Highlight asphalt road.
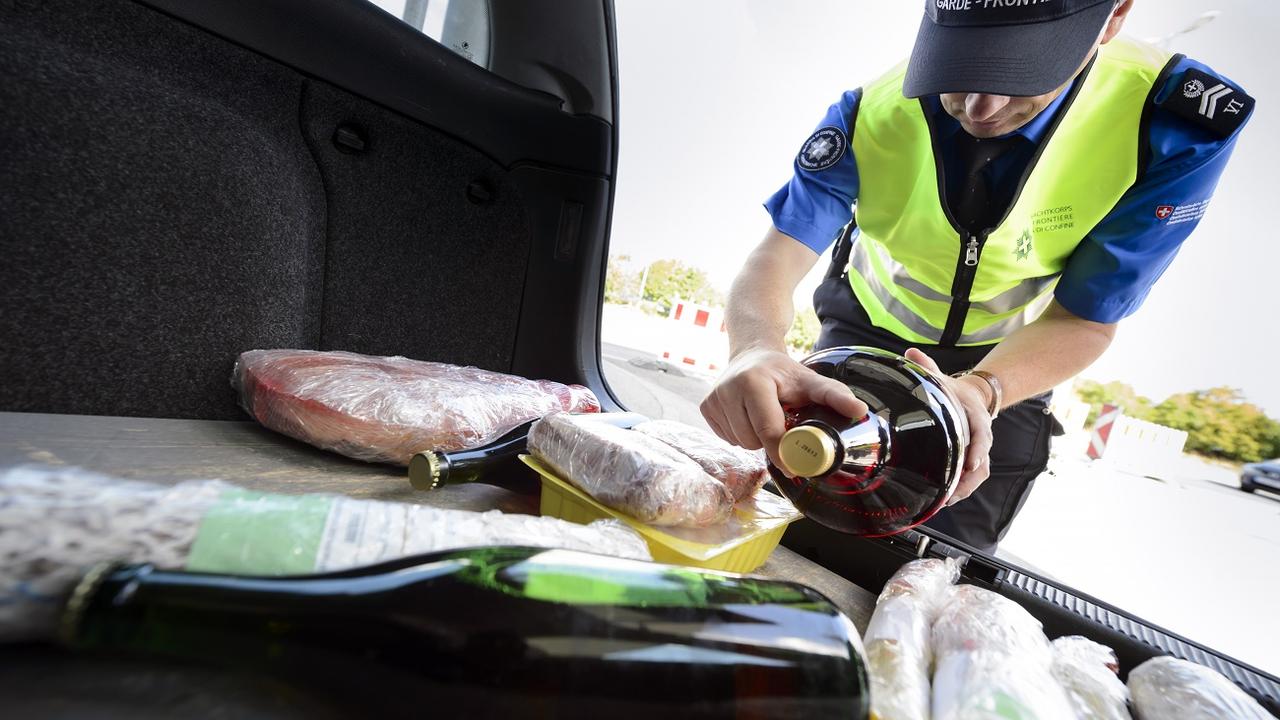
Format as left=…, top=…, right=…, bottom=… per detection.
left=601, top=342, right=714, bottom=430
left=600, top=340, right=1280, bottom=676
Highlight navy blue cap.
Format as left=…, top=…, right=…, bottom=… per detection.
left=904, top=0, right=1117, bottom=98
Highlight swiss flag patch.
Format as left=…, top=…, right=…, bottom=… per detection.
left=1156, top=205, right=1174, bottom=220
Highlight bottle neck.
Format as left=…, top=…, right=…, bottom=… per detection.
left=409, top=412, right=651, bottom=490
left=778, top=411, right=891, bottom=478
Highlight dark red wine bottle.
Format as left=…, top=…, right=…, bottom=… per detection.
left=771, top=346, right=969, bottom=537
left=409, top=412, right=649, bottom=491
left=61, top=546, right=870, bottom=719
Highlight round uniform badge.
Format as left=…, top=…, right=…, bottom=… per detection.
left=797, top=126, right=847, bottom=172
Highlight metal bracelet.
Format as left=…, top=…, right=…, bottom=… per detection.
left=952, top=369, right=1003, bottom=420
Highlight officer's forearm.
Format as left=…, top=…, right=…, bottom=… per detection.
left=971, top=300, right=1116, bottom=408
left=725, top=228, right=819, bottom=358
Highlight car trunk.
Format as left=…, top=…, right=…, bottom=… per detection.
left=1, top=0, right=1277, bottom=714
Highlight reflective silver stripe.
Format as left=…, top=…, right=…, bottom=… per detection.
left=958, top=291, right=1055, bottom=344
left=855, top=237, right=957, bottom=301
left=848, top=241, right=945, bottom=342
left=971, top=274, right=1060, bottom=315
left=956, top=313, right=1024, bottom=344
left=851, top=239, right=1059, bottom=345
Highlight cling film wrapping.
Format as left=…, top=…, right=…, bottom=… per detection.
left=232, top=349, right=600, bottom=466
left=1050, top=636, right=1132, bottom=720
left=930, top=584, right=1076, bottom=720
left=1128, top=656, right=1275, bottom=720
left=528, top=412, right=736, bottom=527
left=863, top=557, right=961, bottom=720
left=632, top=419, right=769, bottom=502
left=0, top=465, right=649, bottom=643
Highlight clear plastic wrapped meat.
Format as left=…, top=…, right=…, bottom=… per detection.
left=0, top=464, right=650, bottom=643
left=632, top=419, right=769, bottom=501
left=931, top=584, right=1075, bottom=720
left=528, top=412, right=735, bottom=527
left=232, top=349, right=600, bottom=465
left=862, top=557, right=960, bottom=720
left=1051, top=636, right=1131, bottom=720
left=1129, top=656, right=1275, bottom=720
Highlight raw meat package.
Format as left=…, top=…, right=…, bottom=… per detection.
left=862, top=557, right=960, bottom=720
left=0, top=464, right=650, bottom=643
left=931, top=584, right=1076, bottom=720
left=233, top=349, right=600, bottom=465
left=1129, top=656, right=1275, bottom=720
left=528, top=412, right=735, bottom=527
left=632, top=419, right=768, bottom=501
left=1050, top=636, right=1131, bottom=720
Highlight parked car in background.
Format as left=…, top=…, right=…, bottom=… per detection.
left=1240, top=459, right=1280, bottom=494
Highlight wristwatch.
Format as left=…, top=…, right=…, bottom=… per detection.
left=951, top=369, right=1003, bottom=420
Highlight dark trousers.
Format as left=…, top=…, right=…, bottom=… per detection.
left=813, top=273, right=1055, bottom=555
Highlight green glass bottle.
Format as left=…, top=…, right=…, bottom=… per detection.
left=62, top=547, right=869, bottom=719
left=408, top=412, right=649, bottom=491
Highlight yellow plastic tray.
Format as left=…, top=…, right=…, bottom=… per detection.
left=520, top=454, right=801, bottom=573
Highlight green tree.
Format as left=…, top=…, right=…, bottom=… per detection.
left=640, top=259, right=725, bottom=315
left=1074, top=379, right=1153, bottom=426
left=1147, top=387, right=1280, bottom=463
left=785, top=307, right=820, bottom=354
left=604, top=255, right=640, bottom=305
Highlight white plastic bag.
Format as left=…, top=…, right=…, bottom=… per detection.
left=863, top=557, right=961, bottom=720
left=1129, top=656, right=1274, bottom=720
left=1051, top=636, right=1131, bottom=720
left=931, top=585, right=1075, bottom=720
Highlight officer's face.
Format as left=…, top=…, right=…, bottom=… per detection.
left=938, top=86, right=1069, bottom=139
left=939, top=0, right=1133, bottom=140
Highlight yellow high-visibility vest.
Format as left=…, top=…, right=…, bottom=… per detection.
left=849, top=38, right=1173, bottom=346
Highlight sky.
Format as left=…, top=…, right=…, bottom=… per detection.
left=610, top=0, right=1280, bottom=416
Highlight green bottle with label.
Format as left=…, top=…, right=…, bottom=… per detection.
left=61, top=547, right=870, bottom=719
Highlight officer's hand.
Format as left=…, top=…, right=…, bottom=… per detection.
left=904, top=348, right=993, bottom=505
left=701, top=348, right=868, bottom=471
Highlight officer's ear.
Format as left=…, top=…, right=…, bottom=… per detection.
left=1100, top=0, right=1134, bottom=45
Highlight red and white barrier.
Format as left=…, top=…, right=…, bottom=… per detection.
left=1083, top=403, right=1188, bottom=478
left=660, top=299, right=729, bottom=374
left=1087, top=403, right=1120, bottom=460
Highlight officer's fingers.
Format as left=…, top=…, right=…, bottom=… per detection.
left=965, top=409, right=995, bottom=473
left=742, top=384, right=788, bottom=468
left=699, top=394, right=733, bottom=444
left=703, top=411, right=732, bottom=449
left=948, top=455, right=990, bottom=506
left=714, top=386, right=765, bottom=451
left=790, top=372, right=868, bottom=419
left=904, top=347, right=943, bottom=375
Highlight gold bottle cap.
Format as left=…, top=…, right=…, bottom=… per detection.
left=408, top=451, right=442, bottom=491
left=778, top=425, right=839, bottom=478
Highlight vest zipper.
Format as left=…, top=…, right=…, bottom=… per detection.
left=940, top=230, right=988, bottom=346
left=916, top=56, right=1096, bottom=347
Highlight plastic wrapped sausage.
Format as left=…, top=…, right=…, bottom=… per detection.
left=528, top=412, right=735, bottom=527
left=632, top=419, right=769, bottom=502
left=1051, top=636, right=1131, bottom=720
left=931, top=584, right=1075, bottom=720
left=1129, top=656, right=1274, bottom=720
left=862, top=557, right=960, bottom=720
left=0, top=464, right=650, bottom=643
left=233, top=349, right=600, bottom=466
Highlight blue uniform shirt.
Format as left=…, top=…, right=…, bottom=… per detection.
left=764, top=56, right=1252, bottom=324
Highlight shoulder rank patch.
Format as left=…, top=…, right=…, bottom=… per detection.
left=797, top=127, right=847, bottom=172
left=1159, top=68, right=1254, bottom=139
